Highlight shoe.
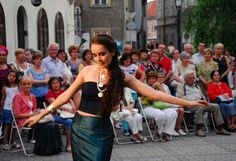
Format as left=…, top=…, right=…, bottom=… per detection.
left=195, top=130, right=206, bottom=137
left=177, top=129, right=187, bottom=136
left=2, top=144, right=11, bottom=151
left=114, top=124, right=121, bottom=129
left=157, top=133, right=166, bottom=142
left=131, top=136, right=141, bottom=143
left=163, top=133, right=172, bottom=141
left=172, top=130, right=180, bottom=137
left=29, top=140, right=36, bottom=144
left=216, top=129, right=231, bottom=135
left=123, top=130, right=130, bottom=136
left=138, top=135, right=147, bottom=143
left=11, top=142, right=21, bottom=149
left=227, top=128, right=236, bottom=132
left=66, top=145, right=72, bottom=152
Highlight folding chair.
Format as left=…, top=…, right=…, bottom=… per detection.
left=138, top=97, right=159, bottom=142
left=182, top=108, right=215, bottom=134
left=110, top=117, right=134, bottom=145
left=9, top=108, right=34, bottom=156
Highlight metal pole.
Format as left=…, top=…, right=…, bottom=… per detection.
left=163, top=0, right=166, bottom=44
left=177, top=8, right=181, bottom=51
left=130, top=16, right=132, bottom=45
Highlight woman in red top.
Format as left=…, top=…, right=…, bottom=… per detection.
left=46, top=77, right=76, bottom=152
left=207, top=70, right=236, bottom=131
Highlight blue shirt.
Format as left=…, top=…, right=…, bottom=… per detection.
left=27, top=68, right=48, bottom=97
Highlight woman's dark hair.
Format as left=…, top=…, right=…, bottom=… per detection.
left=48, top=77, right=62, bottom=90
left=91, top=34, right=125, bottom=117
left=5, top=70, right=19, bottom=87
left=119, top=53, right=132, bottom=66
left=82, top=49, right=92, bottom=61
left=210, top=70, right=221, bottom=80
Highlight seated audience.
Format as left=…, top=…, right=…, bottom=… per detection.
left=119, top=88, right=147, bottom=143
left=207, top=70, right=236, bottom=132
left=46, top=77, right=76, bottom=152
left=177, top=71, right=230, bottom=136
left=142, top=71, right=178, bottom=141
left=154, top=70, right=186, bottom=136
left=13, top=76, right=62, bottom=155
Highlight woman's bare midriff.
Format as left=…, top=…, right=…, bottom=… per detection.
left=77, top=110, right=100, bottom=117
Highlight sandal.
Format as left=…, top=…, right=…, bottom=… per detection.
left=138, top=135, right=147, bottom=143
left=131, top=136, right=141, bottom=143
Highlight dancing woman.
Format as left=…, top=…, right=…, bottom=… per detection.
left=24, top=34, right=207, bottom=161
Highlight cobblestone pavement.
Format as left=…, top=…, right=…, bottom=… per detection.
left=1, top=131, right=236, bottom=161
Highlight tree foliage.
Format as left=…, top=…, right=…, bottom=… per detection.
left=182, top=0, right=236, bottom=53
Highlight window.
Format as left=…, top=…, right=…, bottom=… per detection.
left=37, top=9, right=49, bottom=57
left=17, top=6, right=28, bottom=48
left=55, top=12, right=65, bottom=50
left=91, top=27, right=111, bottom=38
left=0, top=3, right=6, bottom=46
left=90, top=0, right=111, bottom=7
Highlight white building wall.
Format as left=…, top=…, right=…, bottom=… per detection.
left=0, top=0, right=75, bottom=62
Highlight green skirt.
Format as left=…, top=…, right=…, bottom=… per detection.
left=71, top=113, right=114, bottom=161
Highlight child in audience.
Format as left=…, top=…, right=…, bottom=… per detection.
left=0, top=70, right=20, bottom=150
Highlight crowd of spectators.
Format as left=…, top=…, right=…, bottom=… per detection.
left=0, top=41, right=236, bottom=154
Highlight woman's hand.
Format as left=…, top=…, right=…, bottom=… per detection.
left=23, top=113, right=43, bottom=127
left=189, top=100, right=209, bottom=107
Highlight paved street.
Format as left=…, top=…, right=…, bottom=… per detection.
left=1, top=130, right=236, bottom=161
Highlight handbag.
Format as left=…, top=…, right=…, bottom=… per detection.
left=58, top=103, right=75, bottom=119
left=151, top=101, right=171, bottom=110
left=216, top=95, right=235, bottom=104
left=38, top=109, right=54, bottom=123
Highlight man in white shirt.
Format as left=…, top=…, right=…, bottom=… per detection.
left=42, top=43, right=67, bottom=86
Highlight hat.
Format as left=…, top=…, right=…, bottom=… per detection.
left=0, top=46, right=8, bottom=55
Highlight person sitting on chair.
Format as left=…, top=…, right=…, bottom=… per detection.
left=12, top=76, right=62, bottom=155
left=154, top=70, right=186, bottom=136
left=142, top=71, right=178, bottom=141
left=176, top=71, right=230, bottom=137
left=207, top=70, right=236, bottom=132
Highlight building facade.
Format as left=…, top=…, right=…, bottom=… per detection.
left=156, top=0, right=178, bottom=47
left=0, top=0, right=75, bottom=62
left=74, top=0, right=147, bottom=51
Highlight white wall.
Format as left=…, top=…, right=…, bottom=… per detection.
left=0, top=0, right=75, bottom=62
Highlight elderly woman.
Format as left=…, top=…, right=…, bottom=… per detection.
left=213, top=43, right=230, bottom=84
left=0, top=46, right=11, bottom=101
left=27, top=51, right=49, bottom=109
left=10, top=48, right=31, bottom=78
left=170, top=52, right=196, bottom=88
left=13, top=76, right=62, bottom=155
left=197, top=48, right=218, bottom=95
left=142, top=71, right=178, bottom=141
left=207, top=70, right=236, bottom=132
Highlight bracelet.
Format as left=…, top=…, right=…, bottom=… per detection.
left=46, top=104, right=54, bottom=113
